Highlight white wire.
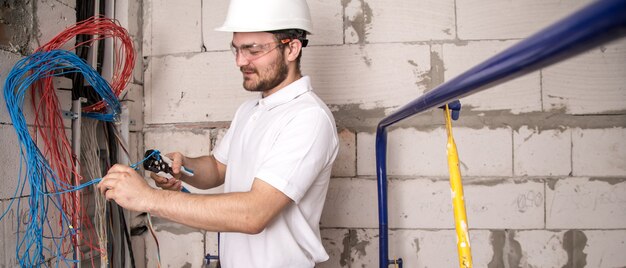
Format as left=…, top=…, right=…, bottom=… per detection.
left=80, top=118, right=108, bottom=267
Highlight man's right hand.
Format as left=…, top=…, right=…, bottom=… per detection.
left=150, top=151, right=185, bottom=191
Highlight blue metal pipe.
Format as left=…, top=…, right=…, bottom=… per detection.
left=376, top=0, right=626, bottom=267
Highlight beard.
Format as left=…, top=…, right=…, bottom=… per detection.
left=240, top=52, right=289, bottom=93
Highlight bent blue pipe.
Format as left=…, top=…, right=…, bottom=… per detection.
left=375, top=0, right=626, bottom=267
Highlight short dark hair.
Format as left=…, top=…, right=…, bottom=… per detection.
left=269, top=29, right=308, bottom=71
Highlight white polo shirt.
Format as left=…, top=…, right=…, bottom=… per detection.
left=213, top=76, right=338, bottom=268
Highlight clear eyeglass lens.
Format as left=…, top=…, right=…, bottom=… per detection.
left=231, top=43, right=277, bottom=60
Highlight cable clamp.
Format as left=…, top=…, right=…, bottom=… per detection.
left=62, top=110, right=79, bottom=120
left=438, top=100, right=461, bottom=120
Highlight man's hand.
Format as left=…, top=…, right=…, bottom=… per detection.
left=99, top=164, right=156, bottom=212
left=150, top=151, right=185, bottom=191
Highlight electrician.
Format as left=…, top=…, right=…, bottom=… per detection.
left=98, top=0, right=339, bottom=267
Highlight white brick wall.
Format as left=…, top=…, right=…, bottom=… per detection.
left=585, top=230, right=626, bottom=267
left=201, top=0, right=232, bottom=52
left=356, top=128, right=448, bottom=177
left=465, top=179, right=544, bottom=229
left=345, top=0, right=455, bottom=44
left=443, top=40, right=542, bottom=114
left=457, top=0, right=592, bottom=40
left=514, top=230, right=569, bottom=267
left=356, top=131, right=376, bottom=176
left=33, top=0, right=76, bottom=49
left=357, top=127, right=512, bottom=177
left=332, top=129, right=356, bottom=177
left=547, top=177, right=626, bottom=229
left=387, top=178, right=453, bottom=229
left=1, top=50, right=26, bottom=124
left=143, top=0, right=203, bottom=56
left=340, top=229, right=494, bottom=268
left=572, top=128, right=626, bottom=177
left=514, top=127, right=572, bottom=176
left=316, top=229, right=626, bottom=268
left=308, top=0, right=344, bottom=45
left=0, top=126, right=25, bottom=199
left=322, top=178, right=378, bottom=228
left=543, top=40, right=626, bottom=114
left=455, top=127, right=513, bottom=177
left=144, top=128, right=212, bottom=158
left=302, top=43, right=430, bottom=110
left=323, top=177, right=544, bottom=229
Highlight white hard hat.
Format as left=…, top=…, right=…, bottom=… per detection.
left=215, top=0, right=313, bottom=34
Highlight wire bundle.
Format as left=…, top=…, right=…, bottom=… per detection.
left=36, top=15, right=135, bottom=114
left=80, top=118, right=108, bottom=266
left=25, top=15, right=135, bottom=266
left=2, top=49, right=117, bottom=267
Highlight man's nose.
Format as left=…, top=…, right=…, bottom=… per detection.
left=235, top=51, right=250, bottom=67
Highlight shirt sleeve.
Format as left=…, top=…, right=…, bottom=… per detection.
left=255, top=107, right=338, bottom=203
left=212, top=125, right=232, bottom=165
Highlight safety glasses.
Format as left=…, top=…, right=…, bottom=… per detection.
left=230, top=38, right=292, bottom=61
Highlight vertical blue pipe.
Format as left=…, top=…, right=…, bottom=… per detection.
left=375, top=126, right=389, bottom=267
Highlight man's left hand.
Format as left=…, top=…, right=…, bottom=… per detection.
left=98, top=164, right=156, bottom=212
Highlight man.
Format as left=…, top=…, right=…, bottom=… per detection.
left=98, top=0, right=339, bottom=267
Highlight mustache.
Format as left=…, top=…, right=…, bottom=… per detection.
left=240, top=67, right=256, bottom=73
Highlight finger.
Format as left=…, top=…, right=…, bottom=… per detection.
left=158, top=179, right=175, bottom=188
left=167, top=152, right=183, bottom=174
left=174, top=180, right=182, bottom=190
left=98, top=177, right=111, bottom=195
left=103, top=188, right=115, bottom=201
left=150, top=172, right=168, bottom=184
left=108, top=163, right=134, bottom=173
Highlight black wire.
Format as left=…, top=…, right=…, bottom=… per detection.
left=106, top=201, right=115, bottom=266
left=118, top=205, right=137, bottom=268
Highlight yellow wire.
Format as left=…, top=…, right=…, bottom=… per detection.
left=444, top=105, right=473, bottom=268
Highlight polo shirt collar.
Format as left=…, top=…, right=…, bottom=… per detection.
left=257, top=76, right=311, bottom=110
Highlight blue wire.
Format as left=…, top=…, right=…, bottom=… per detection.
left=1, top=50, right=122, bottom=267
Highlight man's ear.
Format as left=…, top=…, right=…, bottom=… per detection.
left=285, top=39, right=302, bottom=62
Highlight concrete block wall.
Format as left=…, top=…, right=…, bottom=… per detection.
left=141, top=0, right=626, bottom=267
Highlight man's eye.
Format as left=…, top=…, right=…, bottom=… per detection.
left=248, top=49, right=264, bottom=55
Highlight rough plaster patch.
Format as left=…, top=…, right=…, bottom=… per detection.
left=488, top=230, right=506, bottom=268
left=0, top=0, right=32, bottom=54
left=562, top=230, right=588, bottom=268
left=488, top=230, right=523, bottom=268
left=546, top=179, right=558, bottom=191
left=413, top=238, right=420, bottom=256
left=340, top=229, right=369, bottom=266
left=427, top=47, right=445, bottom=92
left=330, top=98, right=626, bottom=132
left=588, top=177, right=626, bottom=186
left=343, top=0, right=373, bottom=45
left=506, top=230, right=522, bottom=268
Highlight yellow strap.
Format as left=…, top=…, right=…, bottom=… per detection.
left=444, top=105, right=473, bottom=268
